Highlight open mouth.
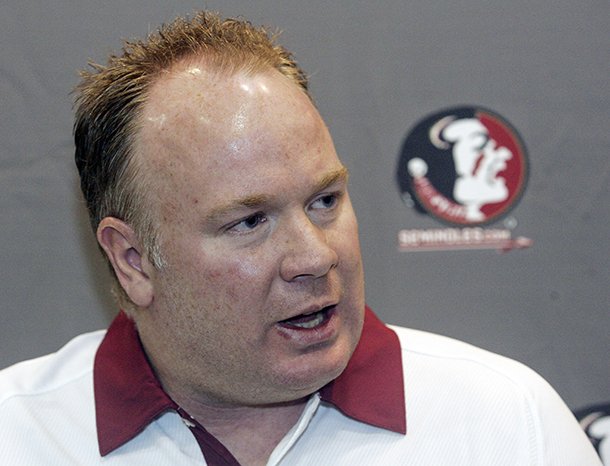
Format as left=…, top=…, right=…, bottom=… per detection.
left=486, top=161, right=507, bottom=182
left=278, top=305, right=335, bottom=330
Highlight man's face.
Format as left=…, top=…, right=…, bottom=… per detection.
left=444, top=118, right=512, bottom=208
left=133, top=64, right=365, bottom=407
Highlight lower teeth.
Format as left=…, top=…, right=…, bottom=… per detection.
left=289, top=311, right=325, bottom=329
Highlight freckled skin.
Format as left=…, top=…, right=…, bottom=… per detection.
left=132, top=63, right=365, bottom=409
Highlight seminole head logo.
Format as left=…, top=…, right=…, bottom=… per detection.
left=576, top=403, right=610, bottom=464
left=397, top=107, right=528, bottom=226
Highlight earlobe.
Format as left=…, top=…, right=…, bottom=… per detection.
left=97, top=217, right=154, bottom=308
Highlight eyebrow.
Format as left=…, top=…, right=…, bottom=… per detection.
left=205, top=166, right=349, bottom=223
left=314, top=166, right=349, bottom=194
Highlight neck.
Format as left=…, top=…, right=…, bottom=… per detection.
left=174, top=392, right=309, bottom=466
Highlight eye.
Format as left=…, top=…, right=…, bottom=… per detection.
left=227, top=212, right=268, bottom=233
left=310, top=192, right=341, bottom=211
left=473, top=133, right=490, bottom=151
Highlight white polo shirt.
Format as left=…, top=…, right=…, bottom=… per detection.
left=0, top=308, right=601, bottom=465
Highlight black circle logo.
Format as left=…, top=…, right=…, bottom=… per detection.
left=397, top=106, right=528, bottom=226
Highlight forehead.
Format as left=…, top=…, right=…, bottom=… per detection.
left=141, top=61, right=320, bottom=155
left=134, top=61, right=340, bottom=208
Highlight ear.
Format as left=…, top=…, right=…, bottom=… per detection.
left=96, top=217, right=154, bottom=308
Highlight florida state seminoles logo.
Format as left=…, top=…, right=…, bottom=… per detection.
left=576, top=403, right=610, bottom=463
left=397, top=107, right=528, bottom=226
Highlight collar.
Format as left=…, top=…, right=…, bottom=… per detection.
left=320, top=307, right=406, bottom=434
left=94, top=306, right=406, bottom=456
left=93, top=312, right=178, bottom=455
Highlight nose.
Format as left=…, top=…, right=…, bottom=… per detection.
left=279, top=214, right=338, bottom=282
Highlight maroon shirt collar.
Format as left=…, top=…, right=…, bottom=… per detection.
left=319, top=307, right=406, bottom=434
left=94, top=306, right=406, bottom=456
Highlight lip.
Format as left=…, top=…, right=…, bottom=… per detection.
left=486, top=160, right=507, bottom=180
left=278, top=302, right=338, bottom=324
left=274, top=303, right=339, bottom=346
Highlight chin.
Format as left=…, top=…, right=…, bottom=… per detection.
left=277, top=342, right=354, bottom=398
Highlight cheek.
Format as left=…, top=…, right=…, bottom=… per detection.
left=185, top=248, right=277, bottom=304
left=334, top=213, right=364, bottom=281
left=337, top=205, right=362, bottom=256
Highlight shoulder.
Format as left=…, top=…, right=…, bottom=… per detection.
left=389, top=324, right=539, bottom=380
left=0, top=330, right=106, bottom=406
left=0, top=330, right=108, bottom=464
left=389, top=324, right=562, bottom=412
left=388, top=324, right=601, bottom=464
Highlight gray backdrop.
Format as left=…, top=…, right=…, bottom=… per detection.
left=1, top=0, right=608, bottom=414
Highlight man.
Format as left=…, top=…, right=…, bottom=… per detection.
left=0, top=11, right=601, bottom=465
